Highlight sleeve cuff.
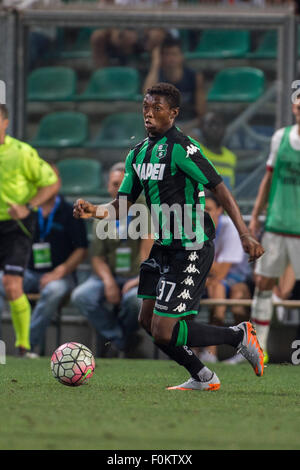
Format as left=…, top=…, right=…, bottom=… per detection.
left=204, top=175, right=223, bottom=189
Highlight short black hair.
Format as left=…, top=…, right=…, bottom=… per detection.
left=161, top=37, right=182, bottom=52
left=0, top=104, right=8, bottom=120
left=145, top=82, right=181, bottom=109
left=205, top=190, right=221, bottom=207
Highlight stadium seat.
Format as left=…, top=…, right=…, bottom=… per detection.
left=57, top=27, right=95, bottom=59
left=247, top=30, right=277, bottom=59
left=185, top=30, right=250, bottom=59
left=30, top=112, right=89, bottom=148
left=248, top=27, right=300, bottom=59
left=27, top=66, right=77, bottom=101
left=207, top=67, right=265, bottom=102
left=76, top=67, right=141, bottom=101
left=57, top=158, right=105, bottom=196
left=87, top=112, right=146, bottom=149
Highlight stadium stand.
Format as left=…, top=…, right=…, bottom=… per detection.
left=75, top=67, right=141, bottom=101
left=55, top=27, right=95, bottom=60
left=86, top=112, right=146, bottom=149
left=247, top=30, right=278, bottom=59
left=27, top=66, right=77, bottom=102
left=30, top=111, right=89, bottom=148
left=57, top=158, right=107, bottom=197
left=207, top=67, right=265, bottom=102
left=184, top=29, right=250, bottom=60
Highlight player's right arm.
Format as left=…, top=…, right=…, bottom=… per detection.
left=74, top=150, right=142, bottom=220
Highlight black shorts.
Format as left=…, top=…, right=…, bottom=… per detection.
left=138, top=241, right=215, bottom=318
left=0, top=213, right=36, bottom=276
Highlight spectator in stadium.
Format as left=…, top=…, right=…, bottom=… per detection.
left=0, top=164, right=88, bottom=356
left=0, top=104, right=58, bottom=356
left=249, top=100, right=300, bottom=364
left=90, top=28, right=168, bottom=69
left=199, top=191, right=252, bottom=363
left=184, top=112, right=237, bottom=190
left=71, top=162, right=153, bottom=357
left=143, top=37, right=206, bottom=123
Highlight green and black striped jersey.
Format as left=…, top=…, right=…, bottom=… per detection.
left=118, top=126, right=222, bottom=249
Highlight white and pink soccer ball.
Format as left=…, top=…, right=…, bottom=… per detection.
left=51, top=342, right=95, bottom=387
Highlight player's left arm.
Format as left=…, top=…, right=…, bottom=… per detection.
left=211, top=182, right=264, bottom=262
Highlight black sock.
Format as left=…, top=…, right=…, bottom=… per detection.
left=145, top=330, right=205, bottom=380
left=171, top=320, right=243, bottom=348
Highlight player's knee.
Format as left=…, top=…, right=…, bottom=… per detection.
left=151, top=324, right=172, bottom=345
left=2, top=275, right=22, bottom=300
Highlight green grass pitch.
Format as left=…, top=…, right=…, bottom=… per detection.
left=0, top=357, right=299, bottom=450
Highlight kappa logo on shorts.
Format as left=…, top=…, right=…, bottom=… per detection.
left=173, top=302, right=187, bottom=313
left=177, top=289, right=192, bottom=300
left=181, top=276, right=194, bottom=286
left=186, top=144, right=198, bottom=158
left=184, top=263, right=200, bottom=274
left=188, top=252, right=199, bottom=261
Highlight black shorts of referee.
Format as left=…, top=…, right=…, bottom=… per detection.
left=0, top=212, right=36, bottom=277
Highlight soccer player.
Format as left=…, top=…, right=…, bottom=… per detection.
left=249, top=100, right=300, bottom=364
left=74, top=83, right=264, bottom=390
left=0, top=104, right=58, bottom=355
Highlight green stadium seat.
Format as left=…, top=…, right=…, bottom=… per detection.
left=185, top=30, right=250, bottom=59
left=86, top=112, right=146, bottom=149
left=247, top=31, right=277, bottom=59
left=57, top=27, right=95, bottom=59
left=57, top=158, right=105, bottom=197
left=30, top=112, right=88, bottom=148
left=207, top=67, right=265, bottom=102
left=76, top=67, right=141, bottom=101
left=248, top=27, right=300, bottom=59
left=27, top=67, right=77, bottom=101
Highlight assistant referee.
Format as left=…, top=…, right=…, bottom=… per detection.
left=0, top=104, right=58, bottom=355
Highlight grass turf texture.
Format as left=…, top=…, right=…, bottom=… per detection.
left=0, top=358, right=300, bottom=450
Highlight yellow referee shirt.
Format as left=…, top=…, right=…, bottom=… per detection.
left=0, top=135, right=57, bottom=221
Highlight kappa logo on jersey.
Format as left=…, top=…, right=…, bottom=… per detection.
left=186, top=144, right=199, bottom=158
left=133, top=163, right=166, bottom=181
left=156, top=144, right=168, bottom=159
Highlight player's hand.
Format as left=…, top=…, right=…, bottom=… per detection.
left=240, top=233, right=264, bottom=263
left=8, top=204, right=30, bottom=220
left=249, top=215, right=261, bottom=238
left=73, top=199, right=96, bottom=219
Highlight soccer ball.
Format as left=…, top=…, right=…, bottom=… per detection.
left=51, top=342, right=95, bottom=387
